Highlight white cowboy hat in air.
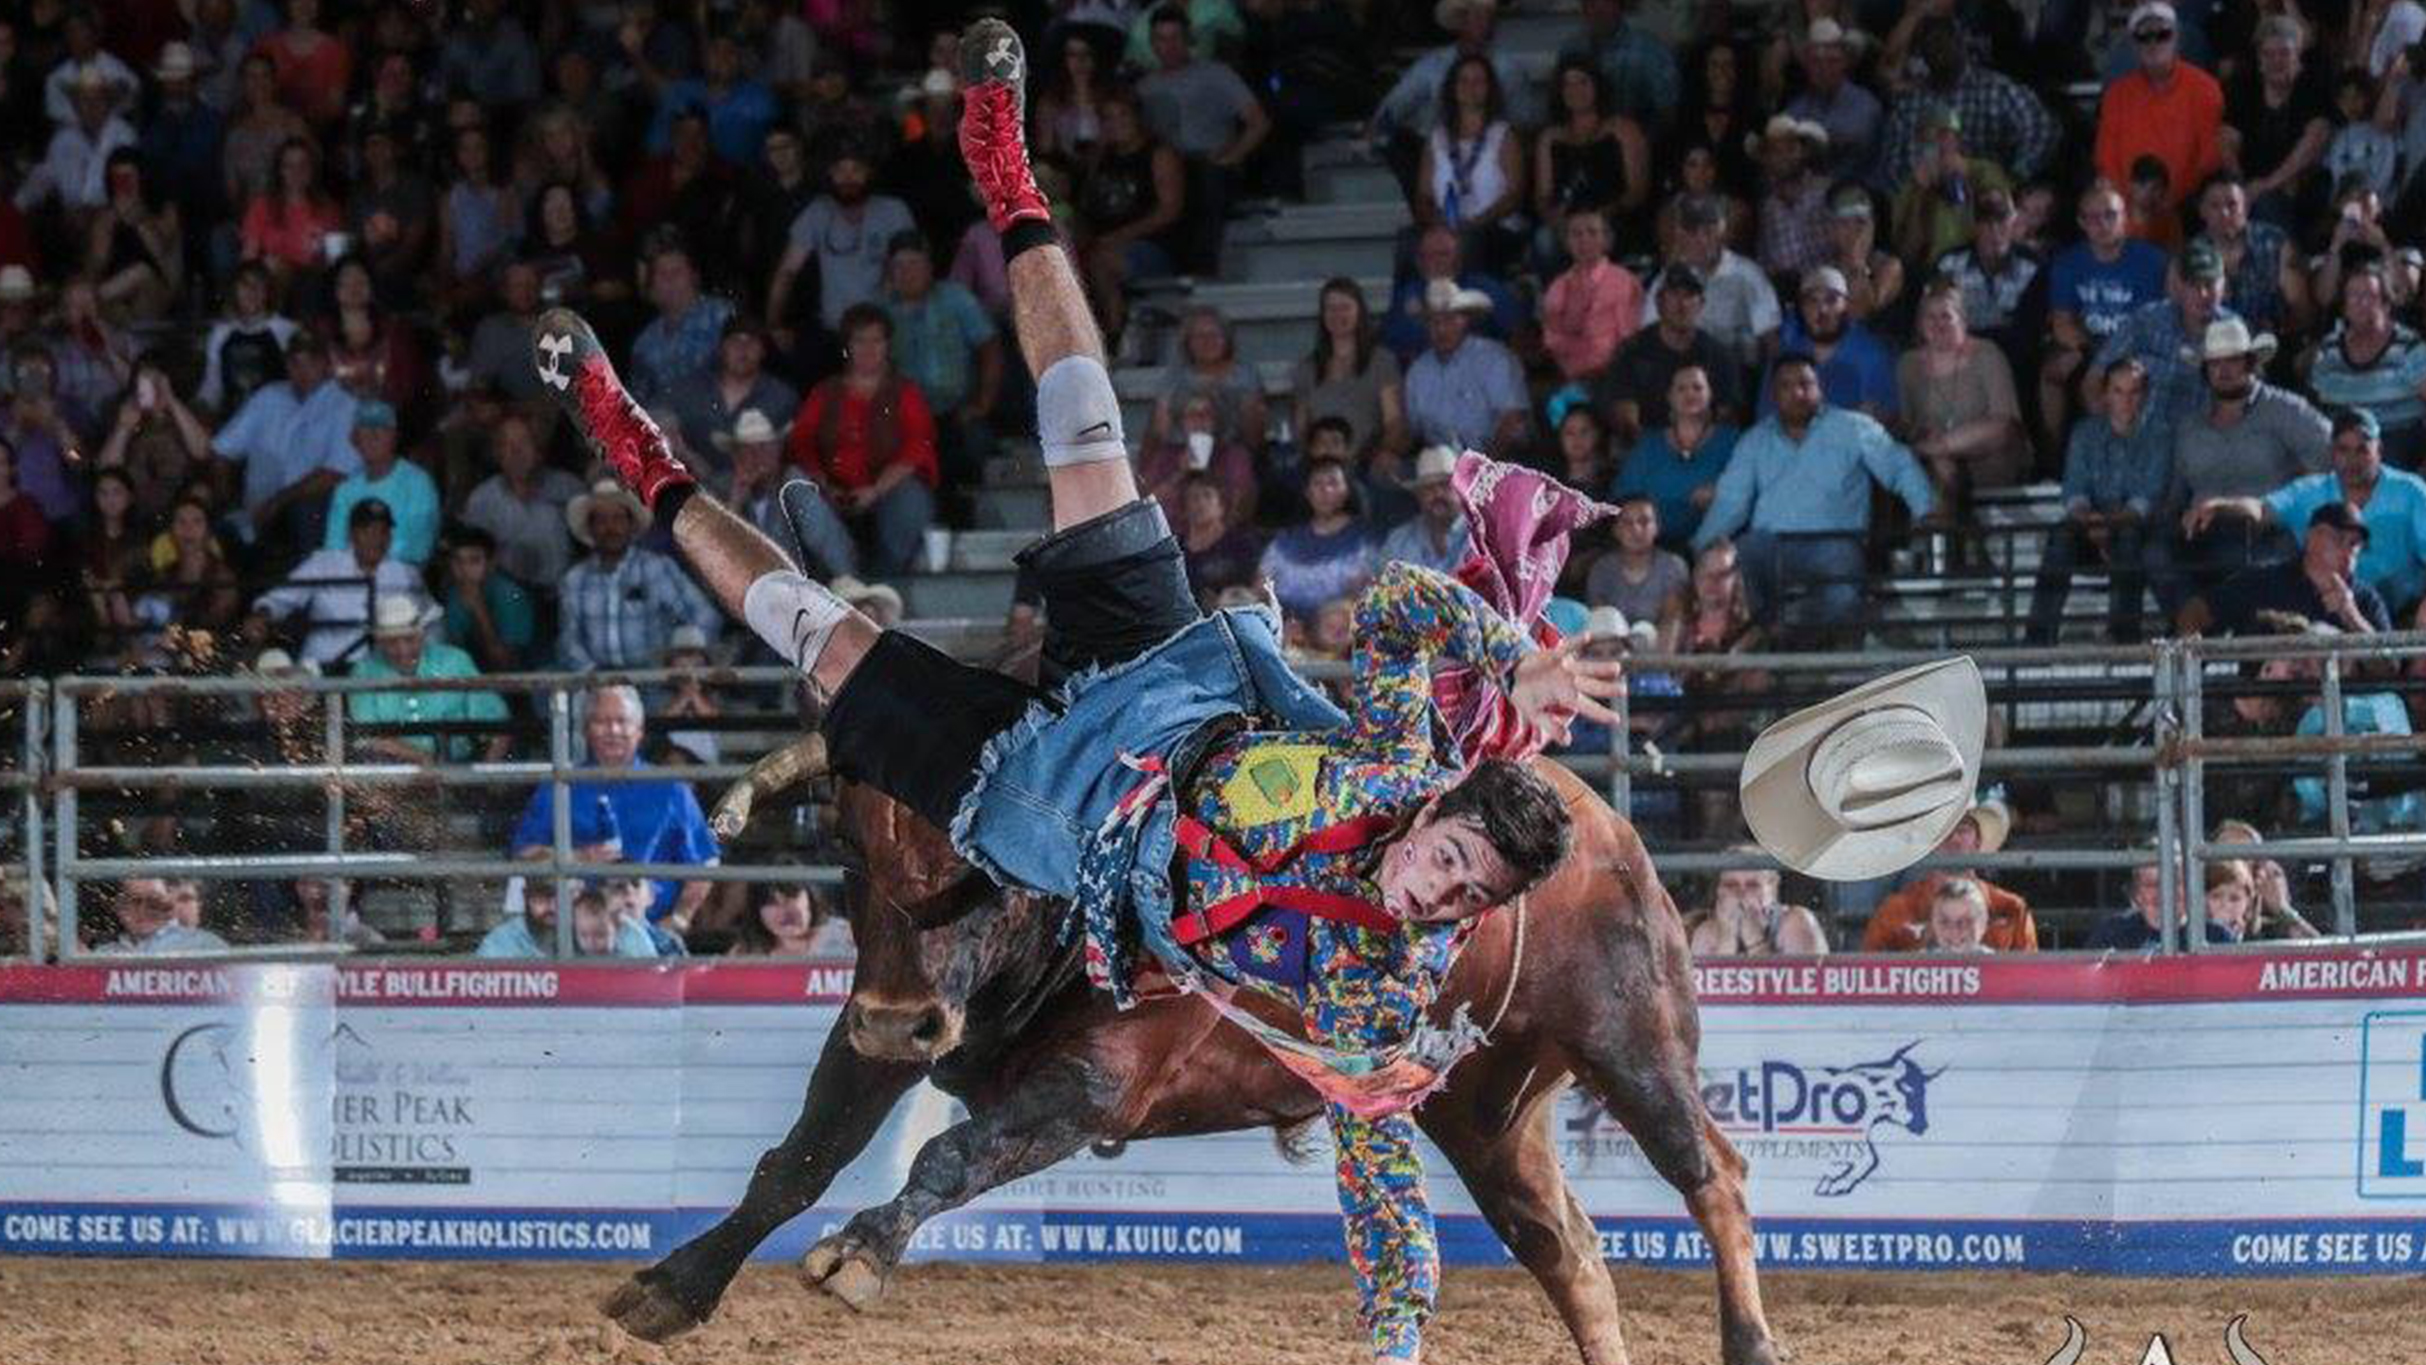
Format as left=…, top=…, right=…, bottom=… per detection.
left=567, top=479, right=653, bottom=546
left=2182, top=317, right=2278, bottom=366
left=1740, top=656, right=1988, bottom=881
left=368, top=593, right=439, bottom=638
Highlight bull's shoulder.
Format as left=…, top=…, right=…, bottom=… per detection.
left=1524, top=756, right=1685, bottom=939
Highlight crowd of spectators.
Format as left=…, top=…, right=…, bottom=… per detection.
left=0, top=0, right=2419, bottom=958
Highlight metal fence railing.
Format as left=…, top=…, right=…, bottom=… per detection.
left=7, top=630, right=2422, bottom=960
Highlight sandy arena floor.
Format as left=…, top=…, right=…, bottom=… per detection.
left=2, top=1258, right=2413, bottom=1364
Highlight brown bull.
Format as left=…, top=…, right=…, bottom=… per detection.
left=605, top=749, right=1781, bottom=1365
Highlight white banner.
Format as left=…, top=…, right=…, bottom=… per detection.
left=6, top=951, right=2426, bottom=1273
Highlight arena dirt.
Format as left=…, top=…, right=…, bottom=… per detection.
left=1, top=1258, right=2411, bottom=1364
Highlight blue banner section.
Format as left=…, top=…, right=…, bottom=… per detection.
left=14, top=1204, right=2426, bottom=1276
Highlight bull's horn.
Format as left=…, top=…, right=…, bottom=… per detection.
left=2224, top=1314, right=2270, bottom=1365
left=2041, top=1316, right=2087, bottom=1365
left=711, top=734, right=829, bottom=839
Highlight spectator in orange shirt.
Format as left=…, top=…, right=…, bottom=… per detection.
left=783, top=304, right=939, bottom=577
left=1539, top=210, right=1641, bottom=383
left=2094, top=2, right=2223, bottom=213
left=1859, top=799, right=2040, bottom=952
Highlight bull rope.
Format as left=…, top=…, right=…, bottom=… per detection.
left=1483, top=892, right=1526, bottom=1037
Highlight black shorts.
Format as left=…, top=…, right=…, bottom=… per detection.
left=820, top=499, right=1202, bottom=832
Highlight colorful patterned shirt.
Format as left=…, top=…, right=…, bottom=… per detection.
left=1177, top=561, right=1532, bottom=1360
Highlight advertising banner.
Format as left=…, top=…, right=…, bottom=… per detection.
left=7, top=950, right=2426, bottom=1274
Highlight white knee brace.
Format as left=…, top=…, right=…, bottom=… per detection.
left=742, top=570, right=851, bottom=674
left=1036, top=355, right=1127, bottom=467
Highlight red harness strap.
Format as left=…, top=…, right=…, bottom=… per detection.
left=1169, top=814, right=1402, bottom=945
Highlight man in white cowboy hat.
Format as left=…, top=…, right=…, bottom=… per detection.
left=713, top=407, right=796, bottom=549
left=1739, top=656, right=1988, bottom=885
left=1378, top=446, right=1473, bottom=575
left=1404, top=281, right=1527, bottom=457
left=1754, top=115, right=1835, bottom=278
left=139, top=41, right=225, bottom=230
left=1858, top=795, right=2040, bottom=952
left=18, top=61, right=136, bottom=214
left=2162, top=314, right=2329, bottom=603
left=556, top=479, right=720, bottom=671
left=1785, top=18, right=1880, bottom=181
left=348, top=593, right=510, bottom=764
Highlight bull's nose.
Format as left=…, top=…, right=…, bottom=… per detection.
left=845, top=997, right=964, bottom=1061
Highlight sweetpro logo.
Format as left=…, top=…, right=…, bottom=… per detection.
left=1702, top=1041, right=1943, bottom=1197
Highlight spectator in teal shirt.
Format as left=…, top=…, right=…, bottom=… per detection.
left=348, top=594, right=510, bottom=763
left=2261, top=410, right=2426, bottom=613
left=1614, top=363, right=1739, bottom=550
left=322, top=400, right=440, bottom=565
left=476, top=879, right=658, bottom=959
left=439, top=526, right=539, bottom=672
left=883, top=231, right=1002, bottom=481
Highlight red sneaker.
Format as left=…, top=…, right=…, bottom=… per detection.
left=530, top=308, right=695, bottom=510
left=958, top=19, right=1050, bottom=234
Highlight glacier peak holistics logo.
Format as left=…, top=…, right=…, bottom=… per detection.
left=1567, top=1040, right=1943, bottom=1196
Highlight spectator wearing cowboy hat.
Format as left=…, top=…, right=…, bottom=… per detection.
left=245, top=497, right=428, bottom=666
left=2094, top=1, right=2224, bottom=214
left=555, top=479, right=719, bottom=671
left=1641, top=195, right=1781, bottom=367
left=2181, top=500, right=2392, bottom=635
left=1784, top=20, right=1881, bottom=183
left=1768, top=265, right=1898, bottom=425
left=1859, top=797, right=2040, bottom=953
left=19, top=61, right=138, bottom=217
left=1403, top=279, right=1528, bottom=458
left=348, top=593, right=509, bottom=764
left=668, top=315, right=800, bottom=474
left=711, top=407, right=795, bottom=550
left=2161, top=317, right=2331, bottom=606
left=1378, top=447, right=1472, bottom=576
left=1753, top=115, right=1834, bottom=279
left=320, top=399, right=439, bottom=565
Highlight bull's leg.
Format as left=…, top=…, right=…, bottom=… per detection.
left=1421, top=1084, right=1633, bottom=1365
left=1575, top=1021, right=1779, bottom=1365
left=799, top=1053, right=1111, bottom=1311
left=601, top=1025, right=926, bottom=1342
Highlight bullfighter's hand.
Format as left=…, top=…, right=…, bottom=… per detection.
left=1511, top=636, right=1624, bottom=743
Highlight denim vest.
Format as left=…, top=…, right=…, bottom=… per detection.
left=947, top=605, right=1347, bottom=1004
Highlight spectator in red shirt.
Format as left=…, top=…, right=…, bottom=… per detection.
left=2094, top=2, right=2224, bottom=212
left=783, top=303, right=938, bottom=578
left=253, top=0, right=353, bottom=128
left=240, top=135, right=341, bottom=285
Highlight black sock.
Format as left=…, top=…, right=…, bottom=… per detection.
left=655, top=481, right=698, bottom=525
left=1003, top=219, right=1059, bottom=265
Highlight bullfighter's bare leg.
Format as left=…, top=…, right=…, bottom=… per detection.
left=959, top=18, right=1140, bottom=532
left=602, top=1026, right=926, bottom=1342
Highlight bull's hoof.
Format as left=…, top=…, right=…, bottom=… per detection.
left=800, top=1234, right=889, bottom=1311
left=599, top=1275, right=703, bottom=1343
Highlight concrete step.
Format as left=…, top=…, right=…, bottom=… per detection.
left=946, top=527, right=1039, bottom=572
left=901, top=568, right=1018, bottom=620
left=1233, top=203, right=1414, bottom=241
left=973, top=483, right=1050, bottom=530
left=1228, top=236, right=1400, bottom=284
left=1308, top=161, right=1404, bottom=207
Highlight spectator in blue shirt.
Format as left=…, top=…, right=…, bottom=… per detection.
left=1613, top=363, right=1739, bottom=551
left=321, top=400, right=439, bottom=565
left=627, top=242, right=736, bottom=410
left=210, top=330, right=359, bottom=552
left=2091, top=239, right=2236, bottom=433
left=2029, top=357, right=2173, bottom=643
left=883, top=230, right=1003, bottom=486
left=1763, top=266, right=1897, bottom=424
left=1693, top=355, right=1936, bottom=633
left=508, top=684, right=720, bottom=932
left=1377, top=446, right=1471, bottom=574
left=645, top=26, right=777, bottom=168
left=1402, top=280, right=1529, bottom=458
left=2255, top=409, right=2426, bottom=612
left=477, top=878, right=658, bottom=959
left=2041, top=181, right=2170, bottom=450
